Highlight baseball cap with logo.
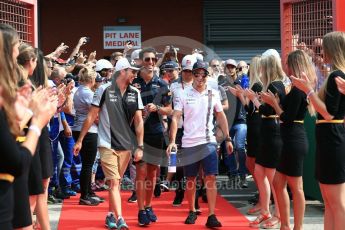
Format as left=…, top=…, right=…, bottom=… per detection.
left=163, top=61, right=179, bottom=70
left=192, top=61, right=209, bottom=74
left=95, top=59, right=113, bottom=72
left=115, top=57, right=140, bottom=72
left=181, top=55, right=197, bottom=71
left=225, top=59, right=237, bottom=67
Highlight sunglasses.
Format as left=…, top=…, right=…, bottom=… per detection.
left=144, top=57, right=158, bottom=63
left=193, top=72, right=207, bottom=78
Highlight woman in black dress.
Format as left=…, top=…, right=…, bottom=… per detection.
left=261, top=50, right=317, bottom=230
left=30, top=49, right=54, bottom=230
left=292, top=31, right=345, bottom=230
left=246, top=54, right=286, bottom=228
left=0, top=26, right=57, bottom=230
left=229, top=56, right=263, bottom=214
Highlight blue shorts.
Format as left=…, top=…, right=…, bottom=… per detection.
left=181, top=143, right=218, bottom=177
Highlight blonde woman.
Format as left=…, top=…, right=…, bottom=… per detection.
left=291, top=31, right=345, bottom=230
left=261, top=50, right=316, bottom=230
left=71, top=67, right=99, bottom=206
left=246, top=54, right=285, bottom=228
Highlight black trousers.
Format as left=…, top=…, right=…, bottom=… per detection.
left=73, top=132, right=98, bottom=198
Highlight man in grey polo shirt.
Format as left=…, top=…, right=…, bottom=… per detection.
left=73, top=58, right=144, bottom=229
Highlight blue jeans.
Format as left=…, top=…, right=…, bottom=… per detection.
left=48, top=117, right=64, bottom=193
left=224, top=123, right=247, bottom=176
left=60, top=114, right=81, bottom=189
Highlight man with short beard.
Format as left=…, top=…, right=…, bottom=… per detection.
left=131, top=47, right=172, bottom=226
left=74, top=58, right=143, bottom=229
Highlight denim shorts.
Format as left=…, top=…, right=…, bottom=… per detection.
left=181, top=143, right=218, bottom=177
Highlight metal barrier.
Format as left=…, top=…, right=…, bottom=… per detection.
left=0, top=0, right=37, bottom=45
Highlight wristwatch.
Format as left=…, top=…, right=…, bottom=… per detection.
left=137, top=145, right=144, bottom=150
left=225, top=137, right=232, bottom=142
left=156, top=104, right=161, bottom=112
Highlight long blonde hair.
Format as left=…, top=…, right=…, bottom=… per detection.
left=319, top=31, right=345, bottom=101
left=249, top=55, right=262, bottom=88
left=0, top=30, right=20, bottom=136
left=260, top=55, right=285, bottom=91
left=287, top=49, right=317, bottom=115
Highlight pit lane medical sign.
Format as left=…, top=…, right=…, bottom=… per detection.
left=103, top=26, right=141, bottom=49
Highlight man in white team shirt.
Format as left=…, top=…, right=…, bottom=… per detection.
left=167, top=61, right=233, bottom=228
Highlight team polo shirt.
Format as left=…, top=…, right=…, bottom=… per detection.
left=91, top=80, right=144, bottom=150
left=173, top=86, right=223, bottom=148
left=132, top=75, right=171, bottom=135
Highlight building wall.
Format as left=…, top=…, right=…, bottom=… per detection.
left=39, top=0, right=203, bottom=59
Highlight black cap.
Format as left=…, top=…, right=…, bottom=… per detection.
left=192, top=61, right=209, bottom=74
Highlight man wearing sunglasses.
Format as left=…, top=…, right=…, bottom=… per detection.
left=167, top=61, right=233, bottom=228
left=131, top=47, right=172, bottom=226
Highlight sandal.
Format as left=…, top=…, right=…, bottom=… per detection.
left=261, top=216, right=281, bottom=229
left=247, top=205, right=261, bottom=215
left=249, top=213, right=271, bottom=228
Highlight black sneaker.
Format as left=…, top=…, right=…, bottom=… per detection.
left=145, top=206, right=157, bottom=222
left=47, top=194, right=62, bottom=204
left=54, top=190, right=70, bottom=199
left=206, top=214, right=222, bottom=228
left=128, top=191, right=137, bottom=203
left=185, top=211, right=197, bottom=224
left=89, top=192, right=105, bottom=203
left=79, top=196, right=100, bottom=206
left=138, top=210, right=150, bottom=226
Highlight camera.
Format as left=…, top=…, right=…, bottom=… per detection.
left=84, top=37, right=91, bottom=43
left=126, top=40, right=133, bottom=45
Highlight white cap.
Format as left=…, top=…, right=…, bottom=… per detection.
left=95, top=59, right=113, bottom=72
left=115, top=57, right=140, bottom=72
left=181, top=55, right=197, bottom=70
left=131, top=49, right=141, bottom=61
left=192, top=53, right=203, bottom=61
left=225, top=59, right=237, bottom=67
left=262, top=49, right=281, bottom=61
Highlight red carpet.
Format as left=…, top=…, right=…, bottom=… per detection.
left=58, top=191, right=253, bottom=229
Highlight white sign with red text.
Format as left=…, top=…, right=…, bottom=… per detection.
left=103, top=26, right=141, bottom=49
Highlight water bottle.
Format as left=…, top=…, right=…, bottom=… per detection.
left=241, top=74, right=249, bottom=89
left=168, top=147, right=177, bottom=173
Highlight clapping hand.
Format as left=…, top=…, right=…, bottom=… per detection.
left=261, top=90, right=279, bottom=107
left=290, top=72, right=313, bottom=94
